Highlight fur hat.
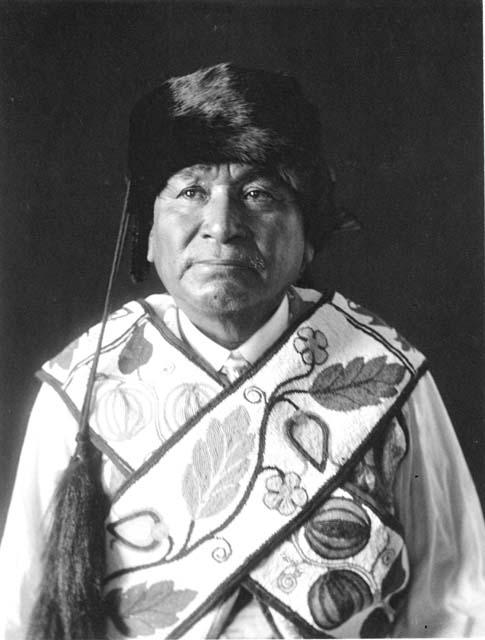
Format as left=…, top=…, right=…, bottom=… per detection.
left=127, top=63, right=340, bottom=281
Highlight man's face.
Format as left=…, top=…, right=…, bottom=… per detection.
left=148, top=163, right=313, bottom=328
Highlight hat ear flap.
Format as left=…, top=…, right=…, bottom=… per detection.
left=128, top=181, right=157, bottom=283
left=130, top=213, right=151, bottom=282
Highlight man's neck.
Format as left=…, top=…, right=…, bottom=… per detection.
left=177, top=295, right=287, bottom=350
left=177, top=296, right=290, bottom=373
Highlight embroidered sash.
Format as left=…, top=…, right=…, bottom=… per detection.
left=39, top=290, right=427, bottom=639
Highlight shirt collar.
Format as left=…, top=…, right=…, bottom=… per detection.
left=177, top=295, right=290, bottom=371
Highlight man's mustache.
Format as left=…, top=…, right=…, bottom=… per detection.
left=186, top=250, right=266, bottom=272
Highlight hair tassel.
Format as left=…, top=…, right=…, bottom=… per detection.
left=28, top=435, right=109, bottom=639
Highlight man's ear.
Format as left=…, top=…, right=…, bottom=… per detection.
left=303, top=241, right=315, bottom=268
left=146, top=226, right=155, bottom=263
left=298, top=241, right=314, bottom=279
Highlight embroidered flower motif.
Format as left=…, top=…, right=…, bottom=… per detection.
left=293, top=327, right=328, bottom=365
left=263, top=472, right=308, bottom=516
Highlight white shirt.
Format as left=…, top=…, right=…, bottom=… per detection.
left=1, top=295, right=485, bottom=639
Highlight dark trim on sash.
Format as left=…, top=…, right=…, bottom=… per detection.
left=165, top=362, right=429, bottom=639
left=35, top=369, right=134, bottom=477
left=330, top=301, right=416, bottom=375
left=138, top=298, right=230, bottom=387
left=397, top=410, right=411, bottom=458
left=245, top=475, right=407, bottom=639
left=136, top=288, right=334, bottom=390
left=257, top=601, right=284, bottom=640
left=243, top=577, right=331, bottom=639
left=330, top=301, right=416, bottom=374
left=112, top=292, right=328, bottom=504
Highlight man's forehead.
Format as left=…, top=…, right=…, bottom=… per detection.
left=168, top=163, right=284, bottom=183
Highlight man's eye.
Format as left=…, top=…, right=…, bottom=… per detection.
left=178, top=186, right=207, bottom=200
left=243, top=189, right=274, bottom=203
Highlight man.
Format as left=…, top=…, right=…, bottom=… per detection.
left=1, top=63, right=484, bottom=639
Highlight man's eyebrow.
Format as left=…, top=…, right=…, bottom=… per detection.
left=173, top=165, right=213, bottom=179
left=236, top=168, right=290, bottom=186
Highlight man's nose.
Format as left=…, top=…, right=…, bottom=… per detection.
left=200, top=193, right=246, bottom=243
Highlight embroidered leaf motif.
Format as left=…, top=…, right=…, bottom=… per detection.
left=118, top=325, right=153, bottom=374
left=310, top=356, right=405, bottom=412
left=105, top=580, right=197, bottom=637
left=182, top=466, right=199, bottom=518
left=286, top=411, right=329, bottom=472
left=53, top=338, right=80, bottom=370
left=182, top=406, right=254, bottom=519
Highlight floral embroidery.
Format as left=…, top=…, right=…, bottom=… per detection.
left=182, top=406, right=255, bottom=521
left=107, top=510, right=170, bottom=552
left=263, top=472, right=308, bottom=516
left=118, top=324, right=153, bottom=374
left=349, top=418, right=408, bottom=511
left=285, top=411, right=329, bottom=472
left=293, top=327, right=328, bottom=366
left=51, top=338, right=80, bottom=370
left=105, top=580, right=197, bottom=636
left=353, top=451, right=377, bottom=493
left=309, top=356, right=406, bottom=412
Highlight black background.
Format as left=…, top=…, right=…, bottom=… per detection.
left=0, top=0, right=483, bottom=532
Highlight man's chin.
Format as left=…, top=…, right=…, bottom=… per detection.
left=184, top=283, right=261, bottom=315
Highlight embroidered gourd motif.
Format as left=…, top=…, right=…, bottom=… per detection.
left=92, top=377, right=156, bottom=442
left=308, top=569, right=373, bottom=630
left=304, top=497, right=371, bottom=560
left=161, top=383, right=217, bottom=441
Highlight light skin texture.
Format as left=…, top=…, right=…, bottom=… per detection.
left=147, top=163, right=314, bottom=349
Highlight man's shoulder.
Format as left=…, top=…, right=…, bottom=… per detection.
left=294, top=287, right=418, bottom=356
left=40, top=294, right=175, bottom=380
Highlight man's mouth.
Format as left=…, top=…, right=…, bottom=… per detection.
left=190, top=255, right=266, bottom=272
